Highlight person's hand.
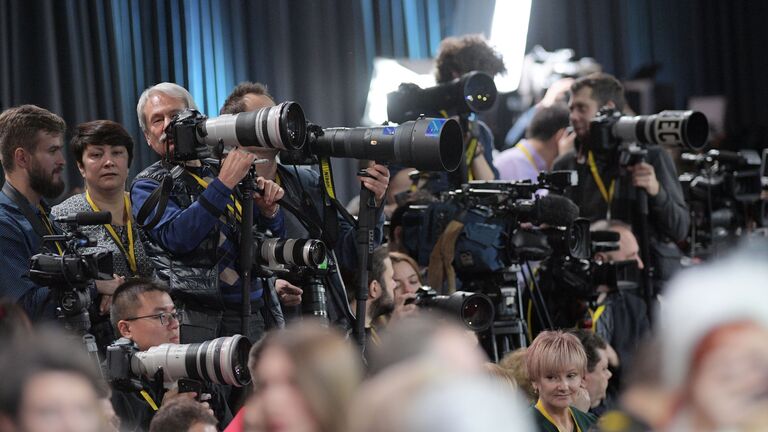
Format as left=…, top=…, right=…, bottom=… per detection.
left=627, top=162, right=660, bottom=196
left=254, top=177, right=284, bottom=218
left=218, top=147, right=257, bottom=189
left=96, top=274, right=125, bottom=297
left=573, top=383, right=592, bottom=412
left=390, top=291, right=418, bottom=324
left=359, top=163, right=390, bottom=205
left=275, top=279, right=303, bottom=306
left=558, top=129, right=577, bottom=156
left=161, top=388, right=214, bottom=417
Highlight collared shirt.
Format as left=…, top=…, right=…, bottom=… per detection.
left=494, top=139, right=548, bottom=182
left=0, top=189, right=55, bottom=319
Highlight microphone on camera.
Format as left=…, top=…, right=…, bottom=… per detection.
left=534, top=194, right=580, bottom=226
left=54, top=211, right=112, bottom=226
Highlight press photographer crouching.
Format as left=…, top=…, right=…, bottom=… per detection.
left=131, top=82, right=286, bottom=344
left=108, top=278, right=234, bottom=431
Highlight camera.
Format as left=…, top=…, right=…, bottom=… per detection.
left=281, top=116, right=465, bottom=173
left=386, top=71, right=498, bottom=124
left=166, top=102, right=307, bottom=162
left=406, top=286, right=495, bottom=332
left=589, top=108, right=709, bottom=155
left=106, top=335, right=252, bottom=389
left=29, top=211, right=114, bottom=334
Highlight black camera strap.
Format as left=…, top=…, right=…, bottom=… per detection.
left=2, top=181, right=56, bottom=241
left=135, top=174, right=174, bottom=231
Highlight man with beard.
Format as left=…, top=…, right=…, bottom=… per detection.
left=0, top=105, right=112, bottom=319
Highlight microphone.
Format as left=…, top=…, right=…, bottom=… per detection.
left=527, top=194, right=580, bottom=226
left=54, top=211, right=112, bottom=226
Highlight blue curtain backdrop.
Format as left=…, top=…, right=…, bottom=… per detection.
left=0, top=0, right=483, bottom=204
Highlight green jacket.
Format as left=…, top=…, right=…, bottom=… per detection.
left=530, top=405, right=597, bottom=432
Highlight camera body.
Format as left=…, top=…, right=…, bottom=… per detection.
left=407, top=286, right=495, bottom=332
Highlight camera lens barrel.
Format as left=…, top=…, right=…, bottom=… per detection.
left=311, top=117, right=463, bottom=172
left=200, top=102, right=307, bottom=151
left=259, top=238, right=327, bottom=268
left=418, top=291, right=495, bottom=332
left=612, top=110, right=708, bottom=150
left=131, top=335, right=252, bottom=387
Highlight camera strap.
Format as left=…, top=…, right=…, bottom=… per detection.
left=587, top=150, right=616, bottom=217
left=85, top=191, right=137, bottom=274
left=135, top=174, right=174, bottom=231
left=319, top=157, right=341, bottom=246
left=1, top=181, right=63, bottom=254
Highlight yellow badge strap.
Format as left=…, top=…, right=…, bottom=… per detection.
left=37, top=205, right=64, bottom=255
left=186, top=170, right=242, bottom=222
left=517, top=142, right=540, bottom=173
left=465, top=137, right=479, bottom=181
left=590, top=304, right=607, bottom=333
left=139, top=390, right=159, bottom=411
left=85, top=191, right=137, bottom=274
left=535, top=400, right=582, bottom=432
left=587, top=150, right=615, bottom=206
left=319, top=157, right=336, bottom=200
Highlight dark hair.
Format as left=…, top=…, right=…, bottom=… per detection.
left=0, top=104, right=65, bottom=172
left=220, top=81, right=275, bottom=115
left=570, top=73, right=626, bottom=112
left=110, top=278, right=171, bottom=330
left=526, top=103, right=570, bottom=141
left=149, top=398, right=218, bottom=432
left=568, top=329, right=608, bottom=373
left=0, top=328, right=107, bottom=421
left=70, top=120, right=134, bottom=167
left=344, top=245, right=390, bottom=299
left=0, top=298, right=32, bottom=343
left=434, top=34, right=506, bottom=84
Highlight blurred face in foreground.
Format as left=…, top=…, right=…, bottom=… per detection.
left=16, top=371, right=102, bottom=432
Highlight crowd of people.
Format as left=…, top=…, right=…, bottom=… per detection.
left=0, top=33, right=767, bottom=432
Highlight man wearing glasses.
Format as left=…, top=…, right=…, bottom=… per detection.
left=109, top=279, right=231, bottom=431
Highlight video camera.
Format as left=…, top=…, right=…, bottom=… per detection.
left=29, top=211, right=114, bottom=334
left=679, top=149, right=767, bottom=255
left=386, top=71, right=498, bottom=124
left=106, top=335, right=252, bottom=391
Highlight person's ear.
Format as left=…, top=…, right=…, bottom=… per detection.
left=393, top=226, right=403, bottom=244
left=594, top=252, right=608, bottom=264
left=77, top=162, right=86, bottom=177
left=13, top=147, right=29, bottom=170
left=117, top=320, right=132, bottom=339
left=368, top=279, right=380, bottom=300
left=604, top=100, right=616, bottom=110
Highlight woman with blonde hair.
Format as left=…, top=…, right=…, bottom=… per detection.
left=526, top=330, right=597, bottom=432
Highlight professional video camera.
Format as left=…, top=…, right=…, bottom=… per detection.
left=165, top=102, right=307, bottom=162
left=386, top=71, right=498, bottom=124
left=29, top=211, right=114, bottom=334
left=252, top=235, right=330, bottom=322
left=106, top=335, right=251, bottom=391
left=406, top=286, right=495, bottom=332
left=679, top=149, right=767, bottom=256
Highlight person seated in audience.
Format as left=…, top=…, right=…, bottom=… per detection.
left=568, top=329, right=613, bottom=415
left=526, top=330, right=597, bottom=432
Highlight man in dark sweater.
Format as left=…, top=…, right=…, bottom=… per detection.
left=553, top=73, right=689, bottom=289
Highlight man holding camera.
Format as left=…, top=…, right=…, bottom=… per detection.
left=219, top=81, right=390, bottom=330
left=553, top=73, right=689, bottom=290
left=109, top=278, right=230, bottom=431
left=0, top=105, right=116, bottom=320
left=131, top=82, right=285, bottom=344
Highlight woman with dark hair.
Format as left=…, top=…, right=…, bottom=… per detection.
left=526, top=330, right=597, bottom=432
left=51, top=120, right=155, bottom=349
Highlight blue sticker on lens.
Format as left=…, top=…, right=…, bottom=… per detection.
left=425, top=119, right=446, bottom=137
left=382, top=127, right=396, bottom=136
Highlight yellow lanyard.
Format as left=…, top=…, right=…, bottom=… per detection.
left=590, top=304, right=607, bottom=332
left=587, top=151, right=615, bottom=208
left=139, top=390, right=159, bottom=411
left=517, top=142, right=540, bottom=172
left=465, top=137, right=479, bottom=181
left=535, top=400, right=582, bottom=432
left=186, top=171, right=243, bottom=222
left=85, top=191, right=137, bottom=274
left=37, top=205, right=64, bottom=255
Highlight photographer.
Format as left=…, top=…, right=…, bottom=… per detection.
left=219, top=82, right=389, bottom=329
left=131, top=82, right=285, bottom=343
left=52, top=120, right=156, bottom=353
left=109, top=278, right=230, bottom=431
left=0, top=105, right=112, bottom=320
left=553, top=73, right=689, bottom=287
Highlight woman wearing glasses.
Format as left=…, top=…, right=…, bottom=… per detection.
left=52, top=120, right=155, bottom=351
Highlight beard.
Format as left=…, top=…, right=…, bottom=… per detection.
left=370, top=287, right=395, bottom=319
left=29, top=160, right=65, bottom=199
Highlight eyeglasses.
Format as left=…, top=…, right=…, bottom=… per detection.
left=123, top=311, right=181, bottom=326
